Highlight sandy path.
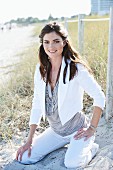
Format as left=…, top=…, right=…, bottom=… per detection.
left=0, top=25, right=37, bottom=85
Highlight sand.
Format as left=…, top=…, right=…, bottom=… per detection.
left=1, top=116, right=113, bottom=170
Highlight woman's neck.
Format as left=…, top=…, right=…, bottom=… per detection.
left=50, top=57, right=62, bottom=71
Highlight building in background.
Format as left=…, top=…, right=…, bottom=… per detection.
left=91, top=0, right=113, bottom=15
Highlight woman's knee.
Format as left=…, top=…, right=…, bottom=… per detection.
left=64, top=155, right=84, bottom=168
left=64, top=149, right=91, bottom=169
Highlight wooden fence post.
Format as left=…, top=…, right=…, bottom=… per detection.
left=64, top=17, right=68, bottom=31
left=78, top=14, right=84, bottom=54
left=105, top=7, right=113, bottom=121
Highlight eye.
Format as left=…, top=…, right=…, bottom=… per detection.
left=43, top=41, right=49, bottom=44
left=54, top=40, right=60, bottom=43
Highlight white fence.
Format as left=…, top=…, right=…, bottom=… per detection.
left=65, top=16, right=110, bottom=53
left=106, top=7, right=113, bottom=121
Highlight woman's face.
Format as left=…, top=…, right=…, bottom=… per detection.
left=43, top=31, right=65, bottom=61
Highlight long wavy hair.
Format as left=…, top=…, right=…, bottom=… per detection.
left=38, top=22, right=91, bottom=84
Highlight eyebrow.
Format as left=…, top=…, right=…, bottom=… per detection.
left=43, top=38, right=61, bottom=41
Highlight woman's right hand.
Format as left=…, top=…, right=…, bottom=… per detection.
left=16, top=140, right=32, bottom=161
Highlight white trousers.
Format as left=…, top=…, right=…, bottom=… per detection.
left=19, top=127, right=95, bottom=168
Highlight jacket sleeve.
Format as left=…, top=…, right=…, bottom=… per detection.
left=29, top=64, right=43, bottom=126
left=76, top=64, right=105, bottom=110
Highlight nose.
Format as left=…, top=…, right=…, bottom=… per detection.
left=48, top=42, right=54, bottom=48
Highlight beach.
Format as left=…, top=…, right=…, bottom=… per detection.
left=0, top=24, right=113, bottom=170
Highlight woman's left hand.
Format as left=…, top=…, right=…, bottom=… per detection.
left=74, top=127, right=95, bottom=141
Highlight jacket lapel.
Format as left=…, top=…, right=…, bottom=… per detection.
left=58, top=58, right=70, bottom=112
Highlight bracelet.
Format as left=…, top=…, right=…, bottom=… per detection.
left=89, top=125, right=96, bottom=131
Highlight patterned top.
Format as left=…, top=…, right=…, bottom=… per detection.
left=45, top=81, right=89, bottom=137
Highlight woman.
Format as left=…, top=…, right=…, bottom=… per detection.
left=16, top=22, right=105, bottom=169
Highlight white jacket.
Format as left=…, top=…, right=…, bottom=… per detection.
left=29, top=58, right=105, bottom=126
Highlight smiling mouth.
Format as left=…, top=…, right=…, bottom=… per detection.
left=49, top=50, right=57, bottom=53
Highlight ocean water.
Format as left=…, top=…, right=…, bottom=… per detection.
left=0, top=25, right=37, bottom=85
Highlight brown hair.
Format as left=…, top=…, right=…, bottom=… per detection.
left=38, top=22, right=91, bottom=84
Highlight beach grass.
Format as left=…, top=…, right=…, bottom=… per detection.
left=0, top=16, right=108, bottom=140
left=67, top=18, right=108, bottom=90
left=0, top=45, right=37, bottom=140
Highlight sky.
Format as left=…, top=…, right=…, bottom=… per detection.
left=0, top=0, right=91, bottom=23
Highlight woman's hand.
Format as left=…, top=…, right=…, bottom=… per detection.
left=74, top=127, right=95, bottom=141
left=16, top=140, right=32, bottom=161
